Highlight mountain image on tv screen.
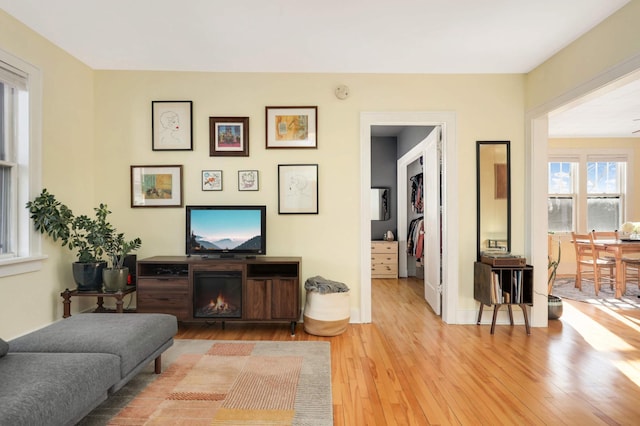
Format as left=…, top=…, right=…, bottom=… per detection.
left=189, top=209, right=262, bottom=253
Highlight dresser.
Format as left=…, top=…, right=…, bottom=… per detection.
left=371, top=241, right=399, bottom=278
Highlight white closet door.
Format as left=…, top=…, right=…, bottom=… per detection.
left=423, top=129, right=441, bottom=315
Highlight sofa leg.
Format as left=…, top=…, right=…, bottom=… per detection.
left=154, top=355, right=162, bottom=374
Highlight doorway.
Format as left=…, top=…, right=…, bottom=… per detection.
left=359, top=111, right=459, bottom=324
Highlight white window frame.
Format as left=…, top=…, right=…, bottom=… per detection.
left=0, top=48, right=45, bottom=277
left=548, top=148, right=633, bottom=235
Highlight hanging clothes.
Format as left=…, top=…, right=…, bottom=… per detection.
left=410, top=173, right=424, bottom=214
left=407, top=217, right=424, bottom=259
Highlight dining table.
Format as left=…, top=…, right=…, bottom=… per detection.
left=595, top=239, right=640, bottom=298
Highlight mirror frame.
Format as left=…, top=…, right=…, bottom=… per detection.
left=476, top=141, right=511, bottom=261
left=371, top=187, right=390, bottom=221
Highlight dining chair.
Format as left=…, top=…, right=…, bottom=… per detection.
left=572, top=232, right=616, bottom=295
left=621, top=257, right=640, bottom=295
left=591, top=230, right=619, bottom=261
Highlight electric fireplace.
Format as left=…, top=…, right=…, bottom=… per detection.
left=193, top=270, right=242, bottom=318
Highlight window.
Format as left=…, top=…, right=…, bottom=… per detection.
left=548, top=151, right=629, bottom=234
left=0, top=49, right=43, bottom=277
left=548, top=161, right=576, bottom=232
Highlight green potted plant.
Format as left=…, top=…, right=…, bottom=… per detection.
left=26, top=189, right=141, bottom=292
left=548, top=234, right=563, bottom=320
left=102, top=225, right=142, bottom=292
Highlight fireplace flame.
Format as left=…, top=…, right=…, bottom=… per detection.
left=209, top=293, right=230, bottom=313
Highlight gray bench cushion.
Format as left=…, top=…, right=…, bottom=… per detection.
left=9, top=313, right=177, bottom=378
left=0, top=352, right=120, bottom=426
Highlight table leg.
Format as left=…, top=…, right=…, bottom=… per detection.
left=490, top=304, right=500, bottom=334
left=61, top=289, right=72, bottom=318
left=616, top=255, right=624, bottom=298
left=477, top=303, right=484, bottom=325
left=95, top=296, right=106, bottom=313
left=115, top=290, right=124, bottom=313
left=520, top=304, right=531, bottom=335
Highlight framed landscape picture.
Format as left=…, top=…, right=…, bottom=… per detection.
left=209, top=117, right=249, bottom=156
left=152, top=101, right=193, bottom=151
left=266, top=106, right=317, bottom=149
left=131, top=165, right=183, bottom=207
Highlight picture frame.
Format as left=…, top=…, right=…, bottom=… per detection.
left=238, top=170, right=259, bottom=191
left=131, top=165, right=183, bottom=207
left=278, top=164, right=318, bottom=214
left=266, top=106, right=317, bottom=149
left=202, top=170, right=223, bottom=191
left=152, top=101, right=193, bottom=151
left=209, top=117, right=249, bottom=156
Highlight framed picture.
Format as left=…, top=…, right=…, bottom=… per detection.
left=278, top=164, right=318, bottom=214
left=152, top=101, right=193, bottom=151
left=131, top=165, right=183, bottom=207
left=202, top=170, right=222, bottom=191
left=238, top=170, right=259, bottom=191
left=210, top=117, right=249, bottom=156
left=266, top=106, right=317, bottom=149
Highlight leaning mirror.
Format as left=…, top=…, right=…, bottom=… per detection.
left=371, top=188, right=390, bottom=221
left=476, top=141, right=511, bottom=260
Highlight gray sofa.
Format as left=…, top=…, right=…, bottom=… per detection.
left=0, top=313, right=177, bottom=426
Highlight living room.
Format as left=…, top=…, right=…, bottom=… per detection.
left=1, top=2, right=639, bottom=340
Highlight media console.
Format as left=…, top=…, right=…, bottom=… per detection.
left=136, top=256, right=301, bottom=335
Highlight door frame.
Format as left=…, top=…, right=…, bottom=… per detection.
left=360, top=111, right=458, bottom=324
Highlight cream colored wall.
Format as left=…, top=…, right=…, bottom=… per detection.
left=0, top=10, right=96, bottom=338
left=526, top=0, right=640, bottom=110
left=93, top=71, right=526, bottom=317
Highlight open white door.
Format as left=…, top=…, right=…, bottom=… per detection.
left=423, top=129, right=441, bottom=314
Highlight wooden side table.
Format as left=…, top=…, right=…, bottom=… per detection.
left=60, top=286, right=136, bottom=318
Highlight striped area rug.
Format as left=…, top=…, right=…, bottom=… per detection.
left=99, top=340, right=332, bottom=425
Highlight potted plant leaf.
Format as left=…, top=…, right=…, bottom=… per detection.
left=102, top=221, right=142, bottom=292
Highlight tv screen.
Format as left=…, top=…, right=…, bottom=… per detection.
left=186, top=205, right=266, bottom=257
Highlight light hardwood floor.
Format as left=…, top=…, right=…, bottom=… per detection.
left=175, top=277, right=640, bottom=425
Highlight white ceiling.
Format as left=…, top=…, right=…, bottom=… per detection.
left=1, top=0, right=638, bottom=137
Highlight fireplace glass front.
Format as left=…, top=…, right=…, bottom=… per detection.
left=193, top=270, right=242, bottom=318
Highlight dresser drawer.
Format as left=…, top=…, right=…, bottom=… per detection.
left=371, top=241, right=398, bottom=278
left=371, top=253, right=397, bottom=265
left=371, top=241, right=398, bottom=254
left=371, top=263, right=398, bottom=276
left=136, top=277, right=189, bottom=319
left=137, top=277, right=188, bottom=293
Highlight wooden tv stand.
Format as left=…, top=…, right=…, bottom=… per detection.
left=136, top=256, right=301, bottom=334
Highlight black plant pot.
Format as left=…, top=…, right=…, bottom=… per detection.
left=72, top=261, right=106, bottom=292
left=548, top=294, right=563, bottom=320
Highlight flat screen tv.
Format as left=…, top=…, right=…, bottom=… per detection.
left=186, top=205, right=266, bottom=257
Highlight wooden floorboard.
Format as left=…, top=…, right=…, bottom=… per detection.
left=175, top=277, right=640, bottom=425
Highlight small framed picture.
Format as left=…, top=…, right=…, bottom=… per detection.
left=152, top=101, right=193, bottom=151
left=210, top=117, right=249, bottom=156
left=266, top=106, right=317, bottom=149
left=238, top=170, right=259, bottom=191
left=202, top=170, right=222, bottom=191
left=131, top=165, right=183, bottom=207
left=278, top=164, right=318, bottom=214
